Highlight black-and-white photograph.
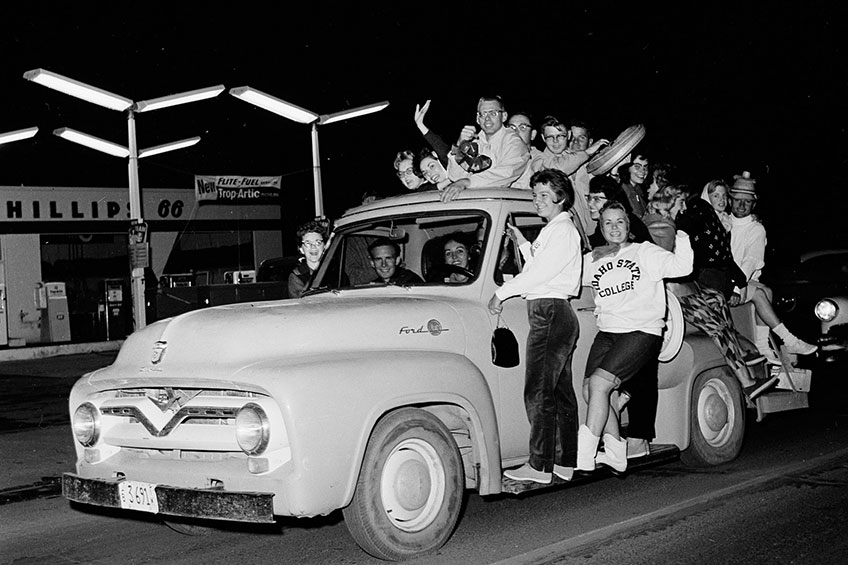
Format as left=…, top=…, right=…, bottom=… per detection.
left=2, top=5, right=848, bottom=564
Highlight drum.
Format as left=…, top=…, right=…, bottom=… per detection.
left=586, top=124, right=646, bottom=176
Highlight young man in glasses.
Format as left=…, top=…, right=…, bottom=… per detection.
left=530, top=116, right=607, bottom=176
left=441, top=95, right=530, bottom=202
left=508, top=111, right=542, bottom=190
left=529, top=116, right=608, bottom=248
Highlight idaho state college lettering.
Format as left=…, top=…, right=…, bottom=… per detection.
left=590, top=258, right=642, bottom=298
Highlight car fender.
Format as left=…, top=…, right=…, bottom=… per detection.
left=240, top=350, right=500, bottom=516
left=655, top=333, right=730, bottom=449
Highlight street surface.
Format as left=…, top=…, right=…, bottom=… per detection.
left=1, top=353, right=847, bottom=564
left=0, top=352, right=119, bottom=432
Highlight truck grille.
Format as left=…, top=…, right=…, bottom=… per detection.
left=101, top=405, right=238, bottom=437
left=100, top=388, right=262, bottom=439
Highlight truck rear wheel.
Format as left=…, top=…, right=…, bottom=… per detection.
left=681, top=369, right=745, bottom=466
left=343, top=407, right=464, bottom=561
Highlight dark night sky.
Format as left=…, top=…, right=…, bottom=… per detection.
left=2, top=4, right=847, bottom=259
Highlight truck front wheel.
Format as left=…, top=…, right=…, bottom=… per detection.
left=681, top=369, right=745, bottom=466
left=343, top=407, right=464, bottom=561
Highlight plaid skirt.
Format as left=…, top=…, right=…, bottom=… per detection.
left=677, top=286, right=752, bottom=383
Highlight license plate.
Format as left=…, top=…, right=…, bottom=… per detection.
left=118, top=480, right=160, bottom=513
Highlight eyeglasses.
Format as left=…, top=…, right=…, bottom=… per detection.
left=543, top=134, right=568, bottom=142
left=508, top=123, right=532, bottom=132
left=301, top=240, right=324, bottom=249
left=587, top=194, right=608, bottom=202
left=396, top=169, right=417, bottom=179
left=476, top=109, right=503, bottom=119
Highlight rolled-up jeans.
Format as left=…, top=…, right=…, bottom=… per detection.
left=524, top=298, right=580, bottom=472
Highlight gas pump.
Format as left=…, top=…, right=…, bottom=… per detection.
left=0, top=283, right=8, bottom=347
left=0, top=254, right=7, bottom=347
left=36, top=282, right=72, bottom=343
left=101, top=279, right=128, bottom=340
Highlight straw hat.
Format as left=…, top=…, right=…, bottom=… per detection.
left=730, top=171, right=757, bottom=198
left=586, top=124, right=646, bottom=176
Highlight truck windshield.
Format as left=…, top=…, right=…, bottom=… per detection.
left=310, top=211, right=490, bottom=292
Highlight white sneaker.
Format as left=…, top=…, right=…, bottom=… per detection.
left=596, top=434, right=628, bottom=474
left=503, top=463, right=551, bottom=484
left=553, top=465, right=574, bottom=481
left=783, top=337, right=817, bottom=356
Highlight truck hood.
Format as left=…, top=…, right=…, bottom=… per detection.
left=111, top=291, right=471, bottom=372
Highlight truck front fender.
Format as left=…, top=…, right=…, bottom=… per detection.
left=241, top=350, right=500, bottom=516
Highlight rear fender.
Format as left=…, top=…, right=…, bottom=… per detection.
left=655, top=335, right=730, bottom=449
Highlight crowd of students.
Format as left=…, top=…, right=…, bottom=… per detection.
left=288, top=94, right=818, bottom=484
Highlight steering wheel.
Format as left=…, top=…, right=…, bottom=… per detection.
left=431, top=263, right=475, bottom=282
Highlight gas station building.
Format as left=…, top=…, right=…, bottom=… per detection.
left=0, top=183, right=282, bottom=348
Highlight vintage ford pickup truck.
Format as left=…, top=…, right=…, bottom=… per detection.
left=64, top=188, right=798, bottom=561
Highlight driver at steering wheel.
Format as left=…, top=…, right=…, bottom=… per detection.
left=443, top=232, right=474, bottom=283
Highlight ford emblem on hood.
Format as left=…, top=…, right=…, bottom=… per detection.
left=151, top=341, right=167, bottom=364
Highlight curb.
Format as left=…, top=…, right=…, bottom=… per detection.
left=0, top=340, right=123, bottom=362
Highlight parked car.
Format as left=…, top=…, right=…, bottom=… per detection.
left=764, top=249, right=848, bottom=411
left=63, top=189, right=782, bottom=561
left=766, top=249, right=848, bottom=346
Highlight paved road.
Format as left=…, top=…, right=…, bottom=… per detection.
left=0, top=351, right=118, bottom=431
left=0, top=351, right=117, bottom=494
left=2, top=408, right=847, bottom=564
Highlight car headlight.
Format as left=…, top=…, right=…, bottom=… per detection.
left=73, top=402, right=100, bottom=447
left=815, top=299, right=838, bottom=322
left=236, top=403, right=270, bottom=455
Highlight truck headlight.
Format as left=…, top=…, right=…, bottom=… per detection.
left=73, top=403, right=100, bottom=447
left=815, top=299, right=838, bottom=322
left=236, top=403, right=269, bottom=455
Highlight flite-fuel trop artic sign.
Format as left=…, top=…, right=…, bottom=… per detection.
left=194, top=175, right=281, bottom=204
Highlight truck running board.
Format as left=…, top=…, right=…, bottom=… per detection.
left=502, top=443, right=680, bottom=495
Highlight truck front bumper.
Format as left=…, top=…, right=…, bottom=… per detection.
left=62, top=473, right=275, bottom=523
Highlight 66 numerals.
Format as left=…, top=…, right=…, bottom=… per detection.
left=157, top=199, right=184, bottom=218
